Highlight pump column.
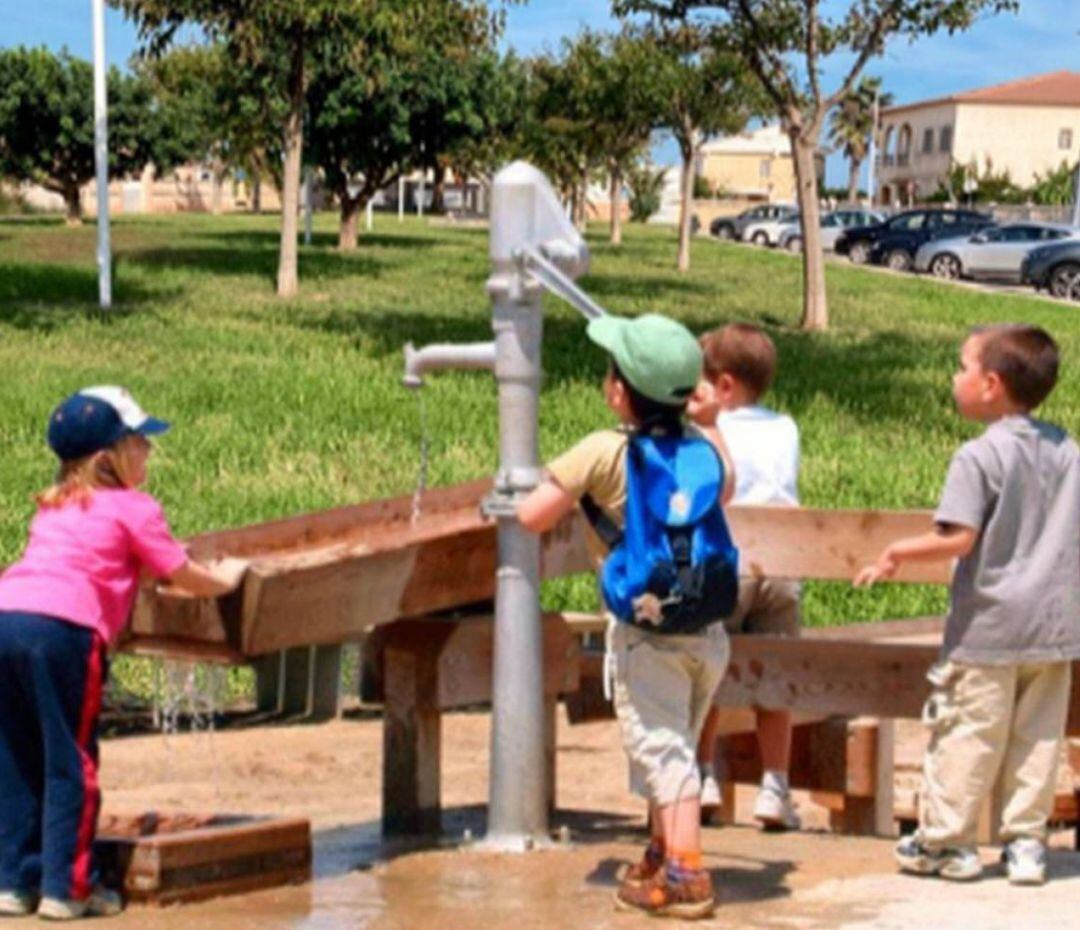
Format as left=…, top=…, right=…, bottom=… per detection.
left=481, top=266, right=549, bottom=850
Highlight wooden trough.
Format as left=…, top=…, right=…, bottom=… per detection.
left=95, top=812, right=311, bottom=906
left=122, top=478, right=1080, bottom=841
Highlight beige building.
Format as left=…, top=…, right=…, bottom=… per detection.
left=878, top=71, right=1080, bottom=205
left=697, top=124, right=797, bottom=203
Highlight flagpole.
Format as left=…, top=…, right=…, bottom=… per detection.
left=92, top=0, right=112, bottom=309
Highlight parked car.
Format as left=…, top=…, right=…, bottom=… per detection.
left=835, top=209, right=993, bottom=269
left=777, top=209, right=884, bottom=253
left=741, top=210, right=803, bottom=247
left=709, top=204, right=797, bottom=242
left=915, top=223, right=1079, bottom=282
left=1021, top=239, right=1080, bottom=299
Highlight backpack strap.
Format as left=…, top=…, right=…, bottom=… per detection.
left=580, top=494, right=623, bottom=551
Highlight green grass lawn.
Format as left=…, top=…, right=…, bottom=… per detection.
left=2, top=211, right=1077, bottom=652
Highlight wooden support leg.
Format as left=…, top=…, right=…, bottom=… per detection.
left=254, top=652, right=284, bottom=714
left=381, top=622, right=453, bottom=836
left=718, top=781, right=737, bottom=826
left=831, top=717, right=894, bottom=837
left=279, top=645, right=343, bottom=720
left=544, top=694, right=557, bottom=816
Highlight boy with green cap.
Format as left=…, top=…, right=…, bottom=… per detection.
left=518, top=313, right=735, bottom=920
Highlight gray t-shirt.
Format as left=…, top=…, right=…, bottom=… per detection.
left=936, top=415, right=1080, bottom=664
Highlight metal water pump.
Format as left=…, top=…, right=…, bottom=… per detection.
left=403, top=162, right=606, bottom=851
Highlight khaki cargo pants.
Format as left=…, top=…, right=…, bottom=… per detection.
left=917, top=660, right=1071, bottom=849
left=606, top=620, right=730, bottom=807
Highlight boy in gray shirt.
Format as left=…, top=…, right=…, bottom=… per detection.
left=856, top=324, right=1080, bottom=886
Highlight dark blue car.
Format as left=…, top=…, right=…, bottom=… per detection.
left=1021, top=239, right=1080, bottom=300
left=835, top=209, right=993, bottom=271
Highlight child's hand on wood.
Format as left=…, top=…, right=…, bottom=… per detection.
left=853, top=549, right=899, bottom=588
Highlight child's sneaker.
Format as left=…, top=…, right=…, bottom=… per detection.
left=619, top=842, right=665, bottom=887
left=38, top=886, right=123, bottom=921
left=753, top=784, right=801, bottom=831
left=1002, top=838, right=1047, bottom=885
left=700, top=766, right=723, bottom=824
left=0, top=889, right=38, bottom=916
left=614, top=866, right=716, bottom=920
left=894, top=835, right=982, bottom=881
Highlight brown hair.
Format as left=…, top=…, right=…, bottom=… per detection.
left=37, top=434, right=148, bottom=508
left=972, top=324, right=1059, bottom=410
left=700, top=323, right=777, bottom=401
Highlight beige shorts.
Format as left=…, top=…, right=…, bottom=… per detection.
left=722, top=577, right=801, bottom=638
left=606, top=620, right=730, bottom=806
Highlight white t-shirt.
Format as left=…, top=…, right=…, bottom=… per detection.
left=717, top=405, right=800, bottom=506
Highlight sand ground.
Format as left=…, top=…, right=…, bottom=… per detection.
left=6, top=710, right=1080, bottom=929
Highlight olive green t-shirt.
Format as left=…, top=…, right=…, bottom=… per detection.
left=546, top=428, right=630, bottom=568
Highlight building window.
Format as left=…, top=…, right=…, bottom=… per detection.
left=759, top=159, right=772, bottom=179
left=922, top=128, right=934, bottom=154
left=939, top=125, right=953, bottom=153
left=1060, top=128, right=1074, bottom=150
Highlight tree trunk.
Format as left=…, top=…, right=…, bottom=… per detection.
left=792, top=132, right=828, bottom=331
left=211, top=161, right=225, bottom=215
left=276, top=30, right=304, bottom=298
left=575, top=166, right=589, bottom=231
left=847, top=157, right=862, bottom=205
left=609, top=167, right=623, bottom=246
left=431, top=165, right=445, bottom=214
left=63, top=182, right=82, bottom=227
left=251, top=175, right=262, bottom=213
left=339, top=194, right=361, bottom=251
left=673, top=129, right=699, bottom=272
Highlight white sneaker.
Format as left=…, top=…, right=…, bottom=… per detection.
left=0, top=889, right=38, bottom=916
left=700, top=767, right=723, bottom=825
left=753, top=784, right=801, bottom=831
left=894, top=835, right=982, bottom=881
left=1002, top=838, right=1047, bottom=886
left=700, top=768, right=721, bottom=807
left=38, top=886, right=123, bottom=921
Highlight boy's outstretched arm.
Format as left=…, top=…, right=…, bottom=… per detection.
left=518, top=477, right=577, bottom=534
left=853, top=523, right=977, bottom=587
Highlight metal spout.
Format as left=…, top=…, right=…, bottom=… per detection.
left=402, top=341, right=497, bottom=388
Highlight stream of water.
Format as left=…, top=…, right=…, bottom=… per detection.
left=410, top=392, right=431, bottom=526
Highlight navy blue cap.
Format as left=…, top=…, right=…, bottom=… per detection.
left=47, top=386, right=170, bottom=462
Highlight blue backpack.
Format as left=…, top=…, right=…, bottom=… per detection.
left=582, top=429, right=739, bottom=635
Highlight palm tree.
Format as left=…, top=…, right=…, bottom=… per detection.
left=829, top=77, right=893, bottom=204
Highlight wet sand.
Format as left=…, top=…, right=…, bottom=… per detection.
left=6, top=712, right=1080, bottom=929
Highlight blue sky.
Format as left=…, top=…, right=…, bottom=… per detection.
left=4, top=0, right=1078, bottom=185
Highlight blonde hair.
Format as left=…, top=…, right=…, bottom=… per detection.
left=37, top=434, right=147, bottom=508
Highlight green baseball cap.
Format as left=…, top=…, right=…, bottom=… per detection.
left=587, top=313, right=702, bottom=405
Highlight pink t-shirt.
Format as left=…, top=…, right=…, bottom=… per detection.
left=0, top=488, right=188, bottom=645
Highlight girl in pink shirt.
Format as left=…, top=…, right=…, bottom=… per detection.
left=0, top=387, right=246, bottom=920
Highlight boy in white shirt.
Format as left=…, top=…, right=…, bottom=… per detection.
left=694, top=323, right=802, bottom=830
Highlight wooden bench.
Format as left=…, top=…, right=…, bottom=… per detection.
left=119, top=479, right=1080, bottom=840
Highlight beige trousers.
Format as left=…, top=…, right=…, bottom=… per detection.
left=607, top=621, right=730, bottom=807
left=917, top=660, right=1071, bottom=849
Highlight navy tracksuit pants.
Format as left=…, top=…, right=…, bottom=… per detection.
left=0, top=612, right=106, bottom=901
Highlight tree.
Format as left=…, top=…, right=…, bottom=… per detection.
left=523, top=36, right=613, bottom=228
left=0, top=46, right=153, bottom=225
left=1029, top=159, right=1078, bottom=206
left=626, top=158, right=668, bottom=222
left=828, top=76, right=891, bottom=204
left=616, top=0, right=1018, bottom=329
left=638, top=26, right=761, bottom=271
left=589, top=30, right=664, bottom=245
left=114, top=0, right=372, bottom=297
left=305, top=2, right=502, bottom=249
left=137, top=43, right=284, bottom=212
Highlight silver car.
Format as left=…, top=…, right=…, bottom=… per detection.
left=711, top=204, right=797, bottom=242
left=915, top=222, right=1079, bottom=281
left=777, top=209, right=884, bottom=253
